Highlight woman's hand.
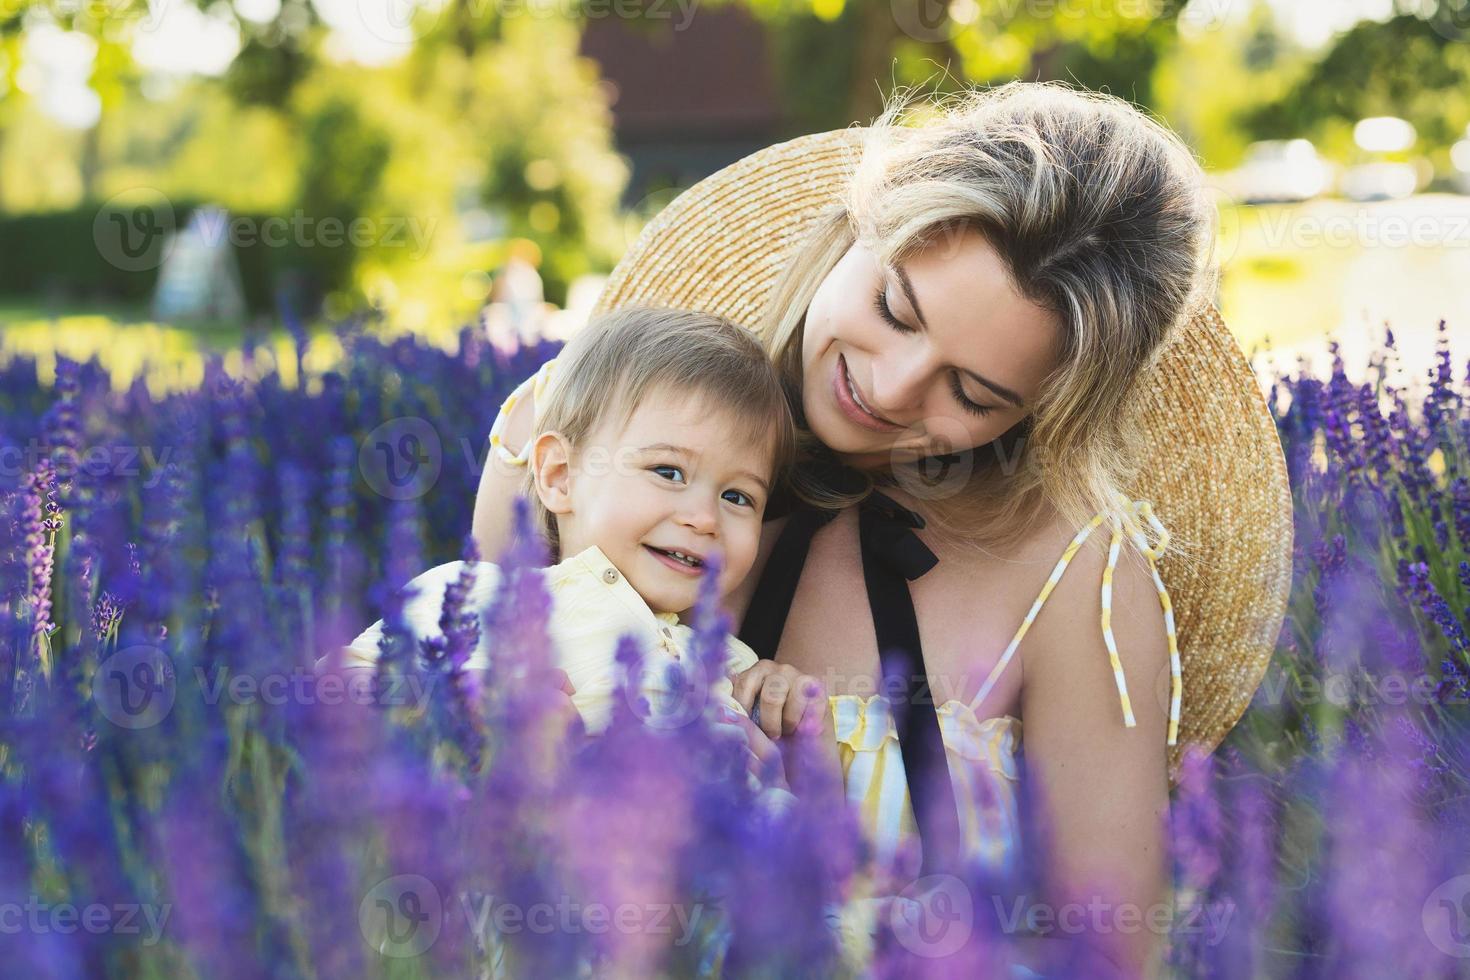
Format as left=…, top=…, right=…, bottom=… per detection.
left=729, top=662, right=843, bottom=800
left=730, top=661, right=828, bottom=741
left=718, top=708, right=790, bottom=791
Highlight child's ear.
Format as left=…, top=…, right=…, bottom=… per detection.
left=530, top=431, right=575, bottom=516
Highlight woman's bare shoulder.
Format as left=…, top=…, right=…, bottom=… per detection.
left=1018, top=504, right=1169, bottom=684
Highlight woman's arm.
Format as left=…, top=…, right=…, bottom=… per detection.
left=470, top=385, right=538, bottom=562
left=1014, top=541, right=1174, bottom=979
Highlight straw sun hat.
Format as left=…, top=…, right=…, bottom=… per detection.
left=590, top=127, right=1293, bottom=784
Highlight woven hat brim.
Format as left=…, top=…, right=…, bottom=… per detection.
left=592, top=128, right=1293, bottom=787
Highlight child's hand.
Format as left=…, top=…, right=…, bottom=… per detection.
left=730, top=661, right=828, bottom=742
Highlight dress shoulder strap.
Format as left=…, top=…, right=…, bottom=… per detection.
left=966, top=494, right=1181, bottom=747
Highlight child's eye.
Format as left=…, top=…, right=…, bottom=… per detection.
left=723, top=489, right=756, bottom=508
left=651, top=465, right=686, bottom=483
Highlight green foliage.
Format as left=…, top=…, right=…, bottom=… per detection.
left=0, top=202, right=310, bottom=315
left=1153, top=3, right=1312, bottom=169
left=292, top=98, right=393, bottom=305
left=1244, top=14, right=1470, bottom=154
left=224, top=35, right=314, bottom=109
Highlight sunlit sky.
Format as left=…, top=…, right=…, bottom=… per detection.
left=15, top=0, right=1399, bottom=129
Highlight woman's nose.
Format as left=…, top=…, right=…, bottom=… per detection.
left=870, top=343, right=936, bottom=417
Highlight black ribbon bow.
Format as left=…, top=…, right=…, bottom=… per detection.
left=738, top=469, right=961, bottom=874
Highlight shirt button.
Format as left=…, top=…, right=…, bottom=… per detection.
left=602, top=568, right=618, bottom=584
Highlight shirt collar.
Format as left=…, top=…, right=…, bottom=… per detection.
left=554, top=544, right=684, bottom=626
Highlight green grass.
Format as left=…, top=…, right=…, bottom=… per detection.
left=0, top=302, right=321, bottom=393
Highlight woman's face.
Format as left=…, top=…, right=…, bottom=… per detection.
left=801, top=227, right=1062, bottom=471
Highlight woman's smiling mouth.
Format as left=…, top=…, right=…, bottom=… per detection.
left=835, top=353, right=903, bottom=432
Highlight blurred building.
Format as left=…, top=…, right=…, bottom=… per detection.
left=579, top=8, right=787, bottom=203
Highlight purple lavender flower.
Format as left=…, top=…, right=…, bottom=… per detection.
left=40, top=355, right=81, bottom=508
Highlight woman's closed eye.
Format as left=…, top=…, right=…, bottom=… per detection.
left=872, top=285, right=914, bottom=334
left=873, top=287, right=997, bottom=419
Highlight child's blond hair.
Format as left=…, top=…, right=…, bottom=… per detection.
left=524, top=306, right=798, bottom=562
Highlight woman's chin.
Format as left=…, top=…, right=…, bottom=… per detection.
left=805, top=398, right=878, bottom=455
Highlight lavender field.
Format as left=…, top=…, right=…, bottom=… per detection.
left=2, top=316, right=1469, bottom=979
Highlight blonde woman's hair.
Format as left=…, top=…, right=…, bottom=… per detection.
left=760, top=81, right=1215, bottom=563
left=524, top=306, right=798, bottom=562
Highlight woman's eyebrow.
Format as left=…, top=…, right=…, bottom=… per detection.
left=894, top=264, right=930, bottom=330
left=895, top=264, right=1028, bottom=410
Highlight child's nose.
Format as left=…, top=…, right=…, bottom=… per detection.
left=678, top=499, right=718, bottom=534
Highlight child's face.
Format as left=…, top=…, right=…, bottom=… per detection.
left=535, top=387, right=775, bottom=614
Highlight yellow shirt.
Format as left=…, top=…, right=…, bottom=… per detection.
left=342, top=544, right=759, bottom=735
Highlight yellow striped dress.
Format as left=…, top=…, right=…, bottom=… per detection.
left=828, top=494, right=1180, bottom=877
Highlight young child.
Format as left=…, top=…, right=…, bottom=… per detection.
left=340, top=306, right=797, bottom=737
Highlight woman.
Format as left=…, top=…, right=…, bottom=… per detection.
left=471, top=83, right=1290, bottom=978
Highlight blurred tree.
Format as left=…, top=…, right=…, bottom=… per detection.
left=1243, top=13, right=1470, bottom=154
left=399, top=14, right=629, bottom=305
left=292, top=97, right=392, bottom=307
left=225, top=34, right=313, bottom=110
left=698, top=0, right=1191, bottom=127
left=1153, top=0, right=1310, bottom=169
left=0, top=31, right=22, bottom=210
